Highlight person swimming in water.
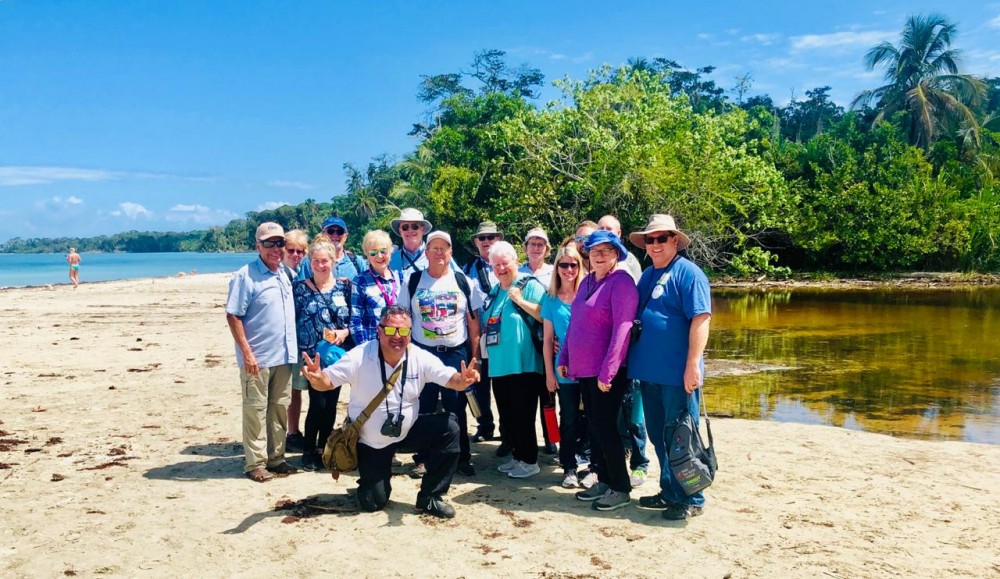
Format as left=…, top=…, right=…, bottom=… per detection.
left=66, top=247, right=81, bottom=288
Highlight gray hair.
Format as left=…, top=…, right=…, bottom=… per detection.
left=380, top=305, right=412, bottom=325
left=487, top=240, right=519, bottom=265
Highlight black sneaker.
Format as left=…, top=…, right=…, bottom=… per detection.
left=409, top=463, right=427, bottom=478
left=662, top=503, right=704, bottom=520
left=285, top=432, right=305, bottom=453
left=637, top=494, right=676, bottom=510
left=472, top=430, right=493, bottom=443
left=456, top=461, right=476, bottom=476
left=495, top=441, right=512, bottom=458
left=301, top=452, right=319, bottom=472
left=416, top=495, right=456, bottom=519
left=543, top=443, right=558, bottom=455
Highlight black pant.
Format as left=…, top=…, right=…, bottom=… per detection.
left=493, top=372, right=544, bottom=465
left=303, top=385, right=341, bottom=455
left=356, top=413, right=460, bottom=512
left=580, top=374, right=630, bottom=493
left=473, top=358, right=495, bottom=437
left=415, top=346, right=471, bottom=463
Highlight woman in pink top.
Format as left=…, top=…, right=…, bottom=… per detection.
left=558, top=230, right=638, bottom=511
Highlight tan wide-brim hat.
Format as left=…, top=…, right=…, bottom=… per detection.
left=390, top=208, right=433, bottom=236
left=471, top=221, right=503, bottom=240
left=628, top=214, right=691, bottom=250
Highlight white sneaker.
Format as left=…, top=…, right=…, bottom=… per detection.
left=507, top=461, right=541, bottom=479
left=579, top=471, right=599, bottom=489
left=497, top=459, right=520, bottom=473
left=561, top=471, right=580, bottom=488
left=630, top=469, right=647, bottom=488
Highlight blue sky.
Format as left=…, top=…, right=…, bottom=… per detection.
left=1, top=1, right=998, bottom=244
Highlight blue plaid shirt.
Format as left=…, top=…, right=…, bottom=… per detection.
left=349, top=267, right=401, bottom=345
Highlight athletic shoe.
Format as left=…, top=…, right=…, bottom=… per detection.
left=409, top=463, right=427, bottom=478
left=561, top=470, right=580, bottom=489
left=456, top=461, right=476, bottom=476
left=579, top=471, right=599, bottom=489
left=416, top=495, right=456, bottom=519
left=507, top=462, right=540, bottom=479
left=662, top=504, right=704, bottom=520
left=630, top=469, right=647, bottom=488
left=497, top=459, right=519, bottom=473
left=593, top=490, right=631, bottom=511
left=637, top=494, right=676, bottom=510
left=575, top=482, right=610, bottom=502
left=285, top=432, right=305, bottom=453
left=301, top=451, right=319, bottom=472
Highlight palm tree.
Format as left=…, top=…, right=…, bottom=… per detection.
left=851, top=13, right=984, bottom=149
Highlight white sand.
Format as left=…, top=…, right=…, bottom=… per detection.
left=1, top=273, right=998, bottom=578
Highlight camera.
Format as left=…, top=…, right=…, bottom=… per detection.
left=630, top=319, right=643, bottom=343
left=380, top=413, right=404, bottom=438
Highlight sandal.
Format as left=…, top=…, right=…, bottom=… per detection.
left=266, top=461, right=299, bottom=475
left=246, top=467, right=274, bottom=483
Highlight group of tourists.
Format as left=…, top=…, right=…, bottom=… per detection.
left=225, top=206, right=711, bottom=521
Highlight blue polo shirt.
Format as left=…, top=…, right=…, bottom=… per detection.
left=226, top=257, right=297, bottom=369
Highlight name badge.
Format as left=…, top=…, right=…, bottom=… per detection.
left=333, top=295, right=348, bottom=308
left=484, top=315, right=502, bottom=346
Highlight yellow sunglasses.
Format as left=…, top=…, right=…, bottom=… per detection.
left=380, top=325, right=412, bottom=337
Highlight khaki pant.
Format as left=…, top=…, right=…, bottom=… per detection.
left=241, top=364, right=292, bottom=472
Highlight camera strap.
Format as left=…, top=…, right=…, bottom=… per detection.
left=353, top=346, right=407, bottom=427
left=377, top=346, right=408, bottom=420
left=637, top=255, right=681, bottom=318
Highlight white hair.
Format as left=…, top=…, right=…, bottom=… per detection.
left=488, top=240, right=519, bottom=265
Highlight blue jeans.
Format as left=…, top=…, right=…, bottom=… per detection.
left=639, top=381, right=705, bottom=507
left=619, top=380, right=650, bottom=472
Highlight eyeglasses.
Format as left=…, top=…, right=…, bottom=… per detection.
left=526, top=241, right=547, bottom=249
left=379, top=325, right=412, bottom=337
left=589, top=248, right=617, bottom=258
left=400, top=223, right=422, bottom=232
left=260, top=239, right=286, bottom=248
left=285, top=248, right=306, bottom=255
left=557, top=262, right=579, bottom=269
left=476, top=234, right=499, bottom=242
left=574, top=235, right=589, bottom=243
left=325, top=227, right=346, bottom=236
left=367, top=248, right=390, bottom=257
left=644, top=233, right=675, bottom=245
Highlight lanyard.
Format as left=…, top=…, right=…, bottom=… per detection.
left=372, top=269, right=398, bottom=306
left=378, top=346, right=408, bottom=417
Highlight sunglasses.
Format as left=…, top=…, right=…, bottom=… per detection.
left=400, top=223, right=422, bottom=232
left=644, top=233, right=676, bottom=245
left=325, top=227, right=346, bottom=236
left=285, top=248, right=306, bottom=255
left=476, top=234, right=499, bottom=242
left=260, top=239, right=286, bottom=248
left=573, top=235, right=589, bottom=243
left=557, top=262, right=579, bottom=269
left=367, top=248, right=390, bottom=257
left=379, top=325, right=412, bottom=337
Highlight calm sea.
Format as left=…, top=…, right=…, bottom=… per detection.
left=0, top=252, right=259, bottom=288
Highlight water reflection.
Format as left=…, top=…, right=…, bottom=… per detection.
left=707, top=287, right=1000, bottom=444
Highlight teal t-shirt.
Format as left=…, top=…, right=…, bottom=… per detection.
left=485, top=274, right=546, bottom=377
left=540, top=292, right=575, bottom=384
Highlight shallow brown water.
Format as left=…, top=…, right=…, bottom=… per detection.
left=707, top=287, right=1000, bottom=444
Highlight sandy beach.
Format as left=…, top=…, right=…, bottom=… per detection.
left=1, top=273, right=998, bottom=578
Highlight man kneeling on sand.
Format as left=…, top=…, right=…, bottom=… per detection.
left=301, top=306, right=480, bottom=519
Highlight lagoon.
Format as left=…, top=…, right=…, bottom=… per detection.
left=0, top=252, right=258, bottom=288
left=709, top=287, right=1000, bottom=444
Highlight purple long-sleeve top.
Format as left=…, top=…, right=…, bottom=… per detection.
left=558, top=269, right=638, bottom=384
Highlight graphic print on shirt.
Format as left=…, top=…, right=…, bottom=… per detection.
left=415, top=289, right=461, bottom=339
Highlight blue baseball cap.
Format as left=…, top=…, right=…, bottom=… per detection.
left=584, top=229, right=629, bottom=261
left=321, top=216, right=347, bottom=232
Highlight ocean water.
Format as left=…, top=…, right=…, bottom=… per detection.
left=0, top=252, right=259, bottom=288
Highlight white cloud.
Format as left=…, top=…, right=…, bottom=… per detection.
left=35, top=196, right=86, bottom=210
left=696, top=33, right=712, bottom=40
left=742, top=33, right=781, bottom=46
left=111, top=202, right=152, bottom=219
left=990, top=15, right=1000, bottom=29
left=267, top=180, right=316, bottom=190
left=66, top=196, right=83, bottom=205
left=257, top=201, right=291, bottom=211
left=791, top=30, right=895, bottom=51
left=0, top=166, right=113, bottom=186
left=166, top=204, right=238, bottom=225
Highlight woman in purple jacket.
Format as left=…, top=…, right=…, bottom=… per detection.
left=557, top=230, right=638, bottom=511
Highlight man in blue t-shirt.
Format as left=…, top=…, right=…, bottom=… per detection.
left=626, top=214, right=712, bottom=521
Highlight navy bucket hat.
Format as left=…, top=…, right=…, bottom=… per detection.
left=584, top=229, right=629, bottom=261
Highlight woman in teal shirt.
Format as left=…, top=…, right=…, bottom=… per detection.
left=484, top=241, right=546, bottom=480
left=541, top=244, right=587, bottom=488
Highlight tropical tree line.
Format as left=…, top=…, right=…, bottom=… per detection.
left=6, top=14, right=999, bottom=274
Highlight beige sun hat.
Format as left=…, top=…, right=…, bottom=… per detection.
left=628, top=214, right=691, bottom=250
left=471, top=221, right=503, bottom=240
left=390, top=208, right=433, bottom=236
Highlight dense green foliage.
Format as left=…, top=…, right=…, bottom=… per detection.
left=5, top=15, right=999, bottom=275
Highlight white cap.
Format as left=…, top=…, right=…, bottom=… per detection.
left=426, top=231, right=452, bottom=246
left=525, top=227, right=549, bottom=244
